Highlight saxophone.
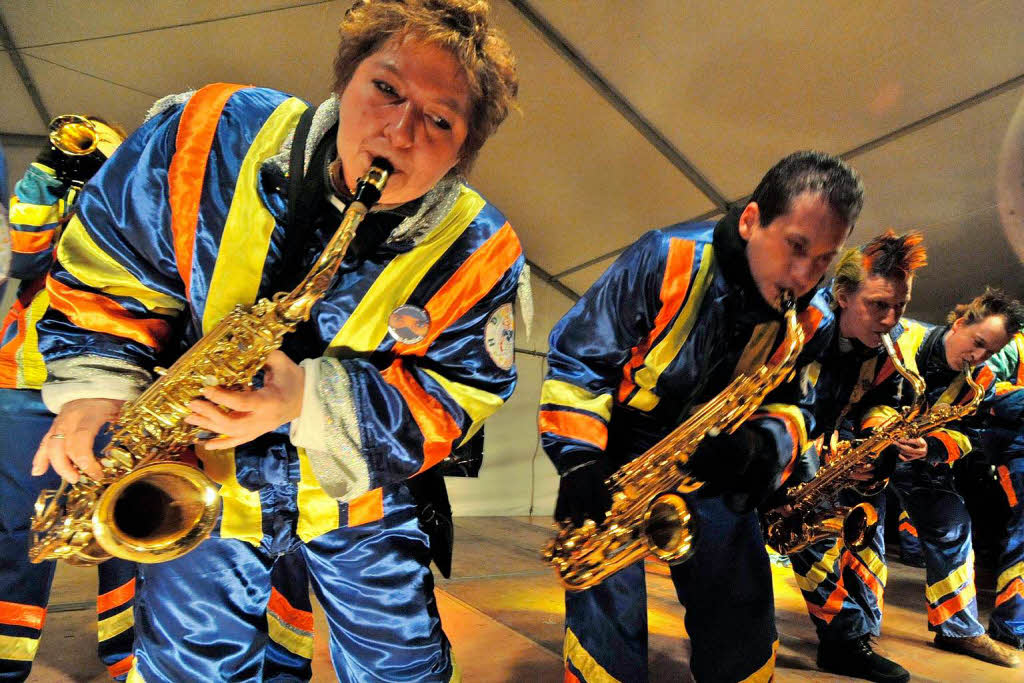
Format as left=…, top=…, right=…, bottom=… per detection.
left=544, top=292, right=806, bottom=591
left=29, top=159, right=392, bottom=566
left=762, top=335, right=984, bottom=555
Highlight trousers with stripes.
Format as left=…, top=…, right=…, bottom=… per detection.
left=981, top=429, right=1024, bottom=649
left=0, top=388, right=136, bottom=681
left=127, top=481, right=455, bottom=682
left=889, top=461, right=985, bottom=638
left=789, top=489, right=888, bottom=642
left=563, top=493, right=777, bottom=682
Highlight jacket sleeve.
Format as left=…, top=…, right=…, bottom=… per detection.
left=7, top=163, right=67, bottom=280
left=37, top=103, right=190, bottom=410
left=537, top=230, right=676, bottom=475
left=748, top=296, right=834, bottom=489
left=292, top=220, right=525, bottom=501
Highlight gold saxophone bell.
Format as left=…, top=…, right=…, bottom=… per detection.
left=48, top=115, right=99, bottom=156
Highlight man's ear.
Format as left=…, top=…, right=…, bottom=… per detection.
left=738, top=202, right=760, bottom=240
left=951, top=316, right=966, bottom=333
left=836, top=289, right=850, bottom=310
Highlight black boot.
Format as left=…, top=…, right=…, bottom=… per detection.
left=817, top=635, right=910, bottom=682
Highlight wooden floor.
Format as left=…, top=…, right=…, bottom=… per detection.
left=31, top=516, right=1014, bottom=682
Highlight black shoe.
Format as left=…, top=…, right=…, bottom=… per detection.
left=817, top=635, right=910, bottom=682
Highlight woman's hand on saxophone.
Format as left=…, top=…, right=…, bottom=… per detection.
left=31, top=398, right=126, bottom=482
left=185, top=350, right=305, bottom=450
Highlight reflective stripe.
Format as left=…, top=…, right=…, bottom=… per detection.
left=328, top=186, right=485, bottom=353
left=10, top=228, right=54, bottom=254
left=538, top=410, right=608, bottom=451
left=267, top=610, right=314, bottom=659
left=928, top=581, right=976, bottom=626
left=628, top=244, right=714, bottom=412
left=997, top=561, right=1024, bottom=592
left=393, top=221, right=521, bottom=356
left=169, top=83, right=247, bottom=295
left=197, top=445, right=262, bottom=545
left=541, top=380, right=613, bottom=422
left=563, top=627, right=619, bottom=682
left=97, top=606, right=134, bottom=641
left=0, top=634, right=40, bottom=662
left=930, top=428, right=971, bottom=464
left=17, top=289, right=49, bottom=389
left=8, top=196, right=62, bottom=231
left=794, top=539, right=843, bottom=593
left=381, top=360, right=462, bottom=473
left=97, top=577, right=136, bottom=614
left=424, top=367, right=504, bottom=445
left=202, top=97, right=307, bottom=332
left=997, top=466, right=1019, bottom=507
left=348, top=488, right=383, bottom=527
left=296, top=446, right=340, bottom=542
left=0, top=601, right=45, bottom=630
left=926, top=555, right=974, bottom=604
left=126, top=658, right=146, bottom=682
left=46, top=275, right=171, bottom=349
left=267, top=587, right=314, bottom=632
left=995, top=577, right=1024, bottom=608
left=739, top=639, right=778, bottom=683
left=757, top=402, right=808, bottom=481
left=896, top=320, right=929, bottom=377
left=58, top=216, right=181, bottom=315
left=108, top=654, right=135, bottom=679
left=619, top=238, right=697, bottom=403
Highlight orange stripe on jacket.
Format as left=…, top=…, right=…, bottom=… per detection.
left=96, top=578, right=135, bottom=614
left=760, top=409, right=801, bottom=482
left=995, top=577, right=1024, bottom=608
left=392, top=222, right=521, bottom=356
left=968, top=366, right=995, bottom=400
left=168, top=83, right=246, bottom=296
left=768, top=305, right=824, bottom=365
left=108, top=655, right=134, bottom=679
left=928, top=582, right=976, bottom=626
left=899, top=521, right=919, bottom=538
left=348, top=489, right=383, bottom=527
left=538, top=410, right=608, bottom=451
left=0, top=299, right=29, bottom=388
left=0, top=601, right=46, bottom=630
left=930, top=431, right=962, bottom=465
left=10, top=228, right=55, bottom=254
left=268, top=587, right=314, bottom=632
left=46, top=275, right=170, bottom=349
left=845, top=551, right=884, bottom=612
left=807, top=576, right=848, bottom=625
left=998, top=466, right=1019, bottom=507
left=618, top=239, right=696, bottom=403
left=381, top=359, right=462, bottom=474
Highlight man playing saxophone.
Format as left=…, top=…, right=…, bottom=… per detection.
left=540, top=151, right=863, bottom=682
left=785, top=231, right=928, bottom=682
left=29, top=1, right=523, bottom=680
left=833, top=289, right=1024, bottom=671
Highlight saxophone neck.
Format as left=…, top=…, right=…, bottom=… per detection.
left=881, top=333, right=927, bottom=416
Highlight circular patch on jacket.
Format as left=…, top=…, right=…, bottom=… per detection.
left=485, top=303, right=515, bottom=370
left=388, top=304, right=431, bottom=343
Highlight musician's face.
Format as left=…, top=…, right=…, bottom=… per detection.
left=336, top=35, right=470, bottom=206
left=837, top=274, right=912, bottom=348
left=739, top=192, right=849, bottom=308
left=944, top=314, right=1012, bottom=370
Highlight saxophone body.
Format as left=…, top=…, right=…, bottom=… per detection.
left=29, top=160, right=392, bottom=566
left=544, top=294, right=806, bottom=591
left=762, top=335, right=984, bottom=555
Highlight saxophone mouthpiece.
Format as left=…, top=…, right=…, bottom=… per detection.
left=777, top=289, right=796, bottom=312
left=353, top=157, right=393, bottom=209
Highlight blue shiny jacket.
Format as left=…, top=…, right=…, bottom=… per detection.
left=539, top=213, right=834, bottom=492
left=36, top=84, right=524, bottom=542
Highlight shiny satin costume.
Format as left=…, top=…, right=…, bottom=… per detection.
left=787, top=306, right=908, bottom=645
left=35, top=84, right=524, bottom=681
left=0, top=159, right=136, bottom=681
left=858, top=319, right=998, bottom=639
left=540, top=214, right=833, bottom=682
left=972, top=332, right=1024, bottom=648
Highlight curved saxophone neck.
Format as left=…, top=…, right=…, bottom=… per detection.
left=276, top=159, right=392, bottom=323
left=881, top=333, right=926, bottom=416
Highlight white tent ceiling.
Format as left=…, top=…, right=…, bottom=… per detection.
left=3, top=0, right=1024, bottom=326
